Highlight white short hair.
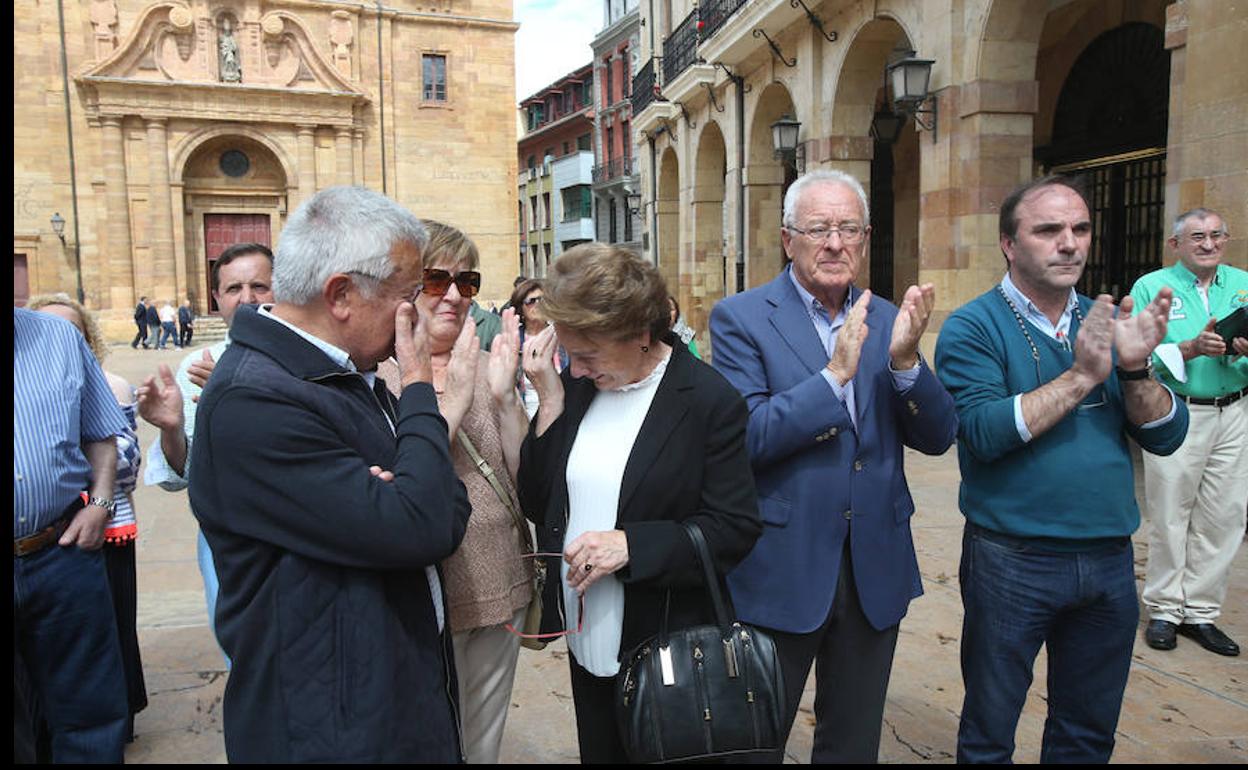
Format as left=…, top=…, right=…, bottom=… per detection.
left=273, top=186, right=429, bottom=304
left=782, top=169, right=870, bottom=227
left=1172, top=207, right=1227, bottom=239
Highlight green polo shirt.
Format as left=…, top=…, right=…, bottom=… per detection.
left=1130, top=262, right=1248, bottom=398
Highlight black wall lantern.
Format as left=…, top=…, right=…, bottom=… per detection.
left=884, top=50, right=938, bottom=142
left=771, top=114, right=804, bottom=173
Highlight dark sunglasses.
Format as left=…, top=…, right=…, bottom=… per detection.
left=421, top=268, right=481, bottom=298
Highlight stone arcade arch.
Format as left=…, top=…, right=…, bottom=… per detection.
left=656, top=146, right=681, bottom=292
left=829, top=17, right=920, bottom=301
left=688, top=119, right=728, bottom=344
left=744, top=82, right=797, bottom=288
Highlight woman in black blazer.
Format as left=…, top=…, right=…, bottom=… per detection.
left=516, top=243, right=762, bottom=764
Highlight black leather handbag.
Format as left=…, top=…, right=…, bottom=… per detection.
left=615, top=520, right=785, bottom=764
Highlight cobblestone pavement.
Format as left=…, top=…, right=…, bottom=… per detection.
left=107, top=345, right=1247, bottom=763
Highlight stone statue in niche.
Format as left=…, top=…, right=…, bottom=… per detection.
left=89, top=0, right=118, bottom=58
left=218, top=17, right=242, bottom=82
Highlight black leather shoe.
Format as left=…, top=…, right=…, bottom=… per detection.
left=1145, top=619, right=1177, bottom=650
left=1178, top=623, right=1241, bottom=656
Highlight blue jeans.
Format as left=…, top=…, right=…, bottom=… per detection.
left=13, top=544, right=129, bottom=762
left=158, top=321, right=177, bottom=348
left=957, top=524, right=1138, bottom=764
left=198, top=530, right=230, bottom=668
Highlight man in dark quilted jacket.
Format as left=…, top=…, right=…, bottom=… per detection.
left=189, top=186, right=472, bottom=762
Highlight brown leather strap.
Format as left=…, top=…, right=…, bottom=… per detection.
left=456, top=429, right=534, bottom=554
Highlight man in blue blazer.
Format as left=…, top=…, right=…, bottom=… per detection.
left=710, top=169, right=958, bottom=763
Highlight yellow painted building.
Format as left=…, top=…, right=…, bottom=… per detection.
left=632, top=0, right=1248, bottom=356
left=14, top=0, right=519, bottom=335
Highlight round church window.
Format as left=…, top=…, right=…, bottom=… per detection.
left=220, top=150, right=251, bottom=178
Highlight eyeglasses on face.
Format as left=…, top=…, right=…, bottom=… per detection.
left=523, top=294, right=544, bottom=307
left=786, top=222, right=866, bottom=245
left=420, top=268, right=481, bottom=298
left=1185, top=230, right=1228, bottom=246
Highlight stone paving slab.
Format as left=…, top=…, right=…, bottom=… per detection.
left=104, top=345, right=1246, bottom=764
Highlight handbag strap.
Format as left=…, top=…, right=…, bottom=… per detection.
left=670, top=520, right=735, bottom=638
left=456, top=429, right=534, bottom=554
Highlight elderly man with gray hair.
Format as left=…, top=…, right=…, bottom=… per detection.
left=187, top=186, right=472, bottom=762
left=1131, top=207, right=1247, bottom=658
left=710, top=169, right=957, bottom=762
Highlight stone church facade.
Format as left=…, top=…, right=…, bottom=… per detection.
left=15, top=0, right=519, bottom=333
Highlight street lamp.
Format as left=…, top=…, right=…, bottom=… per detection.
left=50, top=212, right=67, bottom=243
left=625, top=190, right=642, bottom=218
left=870, top=108, right=906, bottom=144
left=771, top=114, right=804, bottom=173
left=50, top=211, right=85, bottom=304
left=885, top=50, right=938, bottom=142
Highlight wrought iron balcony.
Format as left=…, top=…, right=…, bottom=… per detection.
left=698, top=0, right=747, bottom=41
left=663, top=11, right=701, bottom=84
left=592, top=157, right=636, bottom=184
left=631, top=58, right=661, bottom=114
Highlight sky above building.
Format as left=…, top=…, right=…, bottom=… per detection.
left=514, top=0, right=600, bottom=101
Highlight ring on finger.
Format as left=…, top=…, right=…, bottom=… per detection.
left=584, top=563, right=593, bottom=573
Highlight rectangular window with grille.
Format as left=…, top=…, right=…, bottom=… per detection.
left=422, top=54, right=447, bottom=102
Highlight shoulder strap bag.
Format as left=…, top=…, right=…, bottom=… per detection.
left=615, top=520, right=785, bottom=763
left=456, top=429, right=547, bottom=651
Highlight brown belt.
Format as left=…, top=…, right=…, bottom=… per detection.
left=1179, top=386, right=1248, bottom=408
left=14, top=519, right=71, bottom=557
left=14, top=497, right=85, bottom=557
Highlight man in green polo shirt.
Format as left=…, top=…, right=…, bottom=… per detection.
left=1130, top=207, right=1248, bottom=658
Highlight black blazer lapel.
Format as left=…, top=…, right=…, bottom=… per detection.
left=615, top=347, right=693, bottom=519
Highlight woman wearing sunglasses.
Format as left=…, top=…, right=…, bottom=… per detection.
left=378, top=222, right=532, bottom=764
left=516, top=244, right=762, bottom=763
left=510, top=278, right=569, bottom=418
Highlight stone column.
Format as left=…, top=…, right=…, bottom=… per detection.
left=297, top=124, right=317, bottom=205
left=335, top=126, right=354, bottom=186
left=100, top=115, right=135, bottom=309
left=145, top=117, right=177, bottom=301
left=352, top=128, right=365, bottom=186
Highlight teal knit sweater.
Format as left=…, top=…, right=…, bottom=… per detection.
left=934, top=288, right=1189, bottom=541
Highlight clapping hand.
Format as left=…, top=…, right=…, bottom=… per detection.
left=826, top=290, right=871, bottom=385
left=395, top=301, right=433, bottom=388
left=137, top=364, right=185, bottom=432
left=187, top=349, right=216, bottom=391
left=1071, top=295, right=1115, bottom=386
left=487, top=308, right=522, bottom=405
left=442, top=316, right=480, bottom=426
left=1114, top=288, right=1171, bottom=370
left=889, top=284, right=936, bottom=370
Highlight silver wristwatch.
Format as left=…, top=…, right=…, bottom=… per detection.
left=87, top=496, right=116, bottom=519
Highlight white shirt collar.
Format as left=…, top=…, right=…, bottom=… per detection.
left=257, top=304, right=358, bottom=375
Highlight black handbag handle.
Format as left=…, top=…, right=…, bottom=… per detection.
left=656, top=520, right=736, bottom=647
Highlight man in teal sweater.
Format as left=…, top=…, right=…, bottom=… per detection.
left=935, top=176, right=1189, bottom=763
left=1130, top=208, right=1247, bottom=657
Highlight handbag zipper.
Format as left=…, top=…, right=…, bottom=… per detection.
left=693, top=645, right=713, bottom=752
left=740, top=627, right=761, bottom=747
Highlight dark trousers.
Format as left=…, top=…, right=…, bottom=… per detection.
left=568, top=650, right=629, bottom=764
left=13, top=542, right=129, bottom=762
left=131, top=320, right=148, bottom=348
left=957, top=524, right=1138, bottom=764
left=179, top=323, right=193, bottom=347
left=753, top=542, right=900, bottom=764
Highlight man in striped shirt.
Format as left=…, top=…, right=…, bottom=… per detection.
left=13, top=307, right=131, bottom=762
